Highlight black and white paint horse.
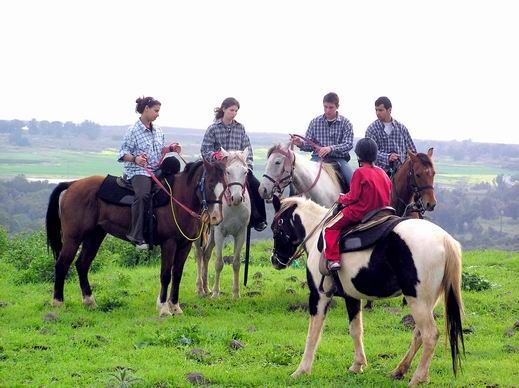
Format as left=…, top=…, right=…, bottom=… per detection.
left=270, top=196, right=464, bottom=386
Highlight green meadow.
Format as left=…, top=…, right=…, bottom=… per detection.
left=0, top=233, right=518, bottom=387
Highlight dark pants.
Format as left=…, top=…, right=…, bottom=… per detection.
left=127, top=175, right=152, bottom=244
left=247, top=170, right=266, bottom=227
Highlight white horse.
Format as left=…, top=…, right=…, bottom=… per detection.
left=270, top=196, right=464, bottom=386
left=194, top=149, right=251, bottom=298
left=259, top=143, right=342, bottom=207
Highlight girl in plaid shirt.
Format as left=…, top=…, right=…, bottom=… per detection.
left=201, top=97, right=267, bottom=231
left=118, top=96, right=182, bottom=248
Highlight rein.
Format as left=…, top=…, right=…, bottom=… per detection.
left=393, top=159, right=434, bottom=217
left=223, top=157, right=248, bottom=204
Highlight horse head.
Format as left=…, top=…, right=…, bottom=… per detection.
left=398, top=148, right=436, bottom=214
left=259, top=143, right=295, bottom=200
left=270, top=196, right=308, bottom=270
left=201, top=160, right=227, bottom=225
left=221, top=148, right=249, bottom=206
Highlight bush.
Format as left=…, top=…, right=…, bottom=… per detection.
left=99, top=236, right=160, bottom=267
left=462, top=271, right=492, bottom=291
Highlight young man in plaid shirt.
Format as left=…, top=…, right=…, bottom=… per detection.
left=365, top=96, right=416, bottom=177
left=291, top=92, right=354, bottom=186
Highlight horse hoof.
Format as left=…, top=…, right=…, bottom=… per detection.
left=168, top=302, right=183, bottom=315
left=52, top=299, right=64, bottom=307
left=391, top=370, right=405, bottom=380
left=409, top=374, right=428, bottom=386
left=232, top=292, right=240, bottom=299
left=349, top=363, right=365, bottom=373
left=82, top=296, right=97, bottom=309
left=211, top=291, right=220, bottom=298
left=159, top=305, right=172, bottom=317
left=290, top=369, right=307, bottom=378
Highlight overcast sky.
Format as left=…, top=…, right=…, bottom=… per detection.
left=1, top=0, right=518, bottom=144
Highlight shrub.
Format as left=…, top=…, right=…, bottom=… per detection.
left=462, top=271, right=492, bottom=291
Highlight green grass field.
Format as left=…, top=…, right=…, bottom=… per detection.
left=0, top=241, right=517, bottom=387
left=2, top=146, right=516, bottom=186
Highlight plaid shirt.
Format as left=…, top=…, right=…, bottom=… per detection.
left=118, top=120, right=165, bottom=179
left=201, top=119, right=254, bottom=169
left=300, top=113, right=354, bottom=159
left=365, top=119, right=416, bottom=171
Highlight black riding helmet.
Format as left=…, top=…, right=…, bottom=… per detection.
left=354, top=137, right=378, bottom=163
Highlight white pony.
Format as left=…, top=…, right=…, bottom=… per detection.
left=270, top=196, right=464, bottom=386
left=259, top=143, right=342, bottom=207
left=194, top=149, right=251, bottom=298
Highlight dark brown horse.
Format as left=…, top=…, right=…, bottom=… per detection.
left=46, top=160, right=226, bottom=316
left=391, top=148, right=436, bottom=218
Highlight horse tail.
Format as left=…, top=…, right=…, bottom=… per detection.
left=441, top=234, right=465, bottom=376
left=46, top=181, right=73, bottom=260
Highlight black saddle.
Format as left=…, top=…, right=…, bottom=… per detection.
left=97, top=174, right=172, bottom=207
left=339, top=207, right=403, bottom=252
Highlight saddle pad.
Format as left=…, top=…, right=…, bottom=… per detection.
left=96, top=175, right=170, bottom=208
left=339, top=216, right=404, bottom=252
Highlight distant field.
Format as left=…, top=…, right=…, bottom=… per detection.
left=1, top=146, right=515, bottom=186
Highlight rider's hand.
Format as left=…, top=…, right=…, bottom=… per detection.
left=318, top=146, right=332, bottom=158
left=212, top=150, right=224, bottom=160
left=290, top=135, right=303, bottom=147
left=169, top=143, right=182, bottom=153
left=389, top=153, right=399, bottom=162
left=135, top=155, right=147, bottom=167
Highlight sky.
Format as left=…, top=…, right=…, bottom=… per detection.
left=1, top=0, right=518, bottom=144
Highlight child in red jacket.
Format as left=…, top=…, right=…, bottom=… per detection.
left=323, top=137, right=392, bottom=271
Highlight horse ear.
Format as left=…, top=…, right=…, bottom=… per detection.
left=273, top=195, right=281, bottom=212
left=221, top=148, right=229, bottom=158
left=427, top=147, right=434, bottom=157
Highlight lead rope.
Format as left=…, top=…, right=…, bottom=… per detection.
left=165, top=179, right=208, bottom=241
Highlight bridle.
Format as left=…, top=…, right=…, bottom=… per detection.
left=223, top=156, right=248, bottom=204
left=262, top=146, right=296, bottom=196
left=271, top=203, right=337, bottom=268
left=394, top=159, right=434, bottom=217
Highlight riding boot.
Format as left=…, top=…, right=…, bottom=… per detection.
left=127, top=175, right=152, bottom=245
left=247, top=170, right=267, bottom=231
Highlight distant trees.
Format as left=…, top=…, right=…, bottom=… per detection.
left=0, top=118, right=102, bottom=144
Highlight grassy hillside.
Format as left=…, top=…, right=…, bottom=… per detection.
left=0, top=235, right=517, bottom=386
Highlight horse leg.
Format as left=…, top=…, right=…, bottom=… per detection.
left=167, top=241, right=192, bottom=315
left=157, top=239, right=176, bottom=317
left=194, top=242, right=206, bottom=297
left=211, top=229, right=225, bottom=298
left=53, top=239, right=81, bottom=306
left=75, top=227, right=106, bottom=308
left=406, top=300, right=439, bottom=386
left=345, top=295, right=368, bottom=373
left=202, top=236, right=214, bottom=295
left=391, top=326, right=422, bottom=380
left=292, top=270, right=332, bottom=377
left=231, top=229, right=246, bottom=298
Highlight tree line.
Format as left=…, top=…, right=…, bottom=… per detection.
left=1, top=175, right=517, bottom=250
left=0, top=118, right=101, bottom=146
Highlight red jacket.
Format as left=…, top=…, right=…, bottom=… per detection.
left=337, top=164, right=392, bottom=222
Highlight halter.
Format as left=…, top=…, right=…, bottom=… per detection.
left=394, top=158, right=434, bottom=217
left=271, top=203, right=337, bottom=268
left=263, top=138, right=325, bottom=197
left=223, top=156, right=249, bottom=204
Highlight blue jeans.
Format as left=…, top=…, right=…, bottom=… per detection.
left=311, top=155, right=353, bottom=187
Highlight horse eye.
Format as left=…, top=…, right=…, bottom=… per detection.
left=275, top=161, right=281, bottom=165
left=416, top=174, right=421, bottom=178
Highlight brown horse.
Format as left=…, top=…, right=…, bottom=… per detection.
left=46, top=160, right=226, bottom=316
left=391, top=148, right=436, bottom=218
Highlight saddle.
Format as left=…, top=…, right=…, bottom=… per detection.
left=318, top=207, right=404, bottom=276
left=96, top=173, right=172, bottom=208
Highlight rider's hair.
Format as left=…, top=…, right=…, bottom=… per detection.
left=375, top=96, right=392, bottom=109
left=135, top=96, right=161, bottom=114
left=323, top=92, right=339, bottom=107
left=214, top=97, right=240, bottom=120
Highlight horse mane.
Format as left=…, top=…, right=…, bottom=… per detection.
left=184, top=160, right=204, bottom=181
left=416, top=152, right=434, bottom=168
left=322, top=163, right=341, bottom=188
left=279, top=197, right=327, bottom=217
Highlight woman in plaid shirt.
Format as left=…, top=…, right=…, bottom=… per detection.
left=291, top=92, right=354, bottom=186
left=118, top=96, right=182, bottom=249
left=200, top=97, right=267, bottom=231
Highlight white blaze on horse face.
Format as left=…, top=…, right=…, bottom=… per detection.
left=209, top=182, right=225, bottom=224
left=226, top=158, right=248, bottom=206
